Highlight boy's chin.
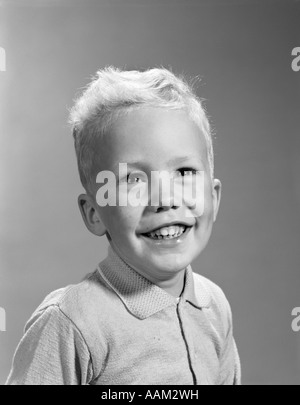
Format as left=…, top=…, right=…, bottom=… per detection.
left=147, top=257, right=191, bottom=275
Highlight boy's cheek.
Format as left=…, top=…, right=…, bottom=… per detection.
left=204, top=196, right=215, bottom=222
left=100, top=205, right=141, bottom=232
left=185, top=186, right=214, bottom=220
left=97, top=206, right=117, bottom=231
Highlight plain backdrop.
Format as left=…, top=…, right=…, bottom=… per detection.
left=0, top=0, right=300, bottom=385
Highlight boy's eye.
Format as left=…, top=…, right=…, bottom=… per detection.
left=127, top=171, right=147, bottom=184
left=128, top=176, right=142, bottom=184
left=173, top=168, right=198, bottom=177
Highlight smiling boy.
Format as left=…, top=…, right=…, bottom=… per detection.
left=6, top=67, right=241, bottom=385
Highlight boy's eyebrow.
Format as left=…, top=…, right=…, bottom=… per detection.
left=115, top=155, right=202, bottom=171
left=166, top=155, right=200, bottom=166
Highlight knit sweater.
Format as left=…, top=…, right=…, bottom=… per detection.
left=6, top=246, right=241, bottom=385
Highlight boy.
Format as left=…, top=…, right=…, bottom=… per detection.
left=6, top=67, right=241, bottom=385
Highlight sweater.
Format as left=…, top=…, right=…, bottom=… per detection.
left=6, top=246, right=241, bottom=385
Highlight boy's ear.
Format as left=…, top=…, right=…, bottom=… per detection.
left=212, top=179, right=222, bottom=222
left=78, top=194, right=107, bottom=237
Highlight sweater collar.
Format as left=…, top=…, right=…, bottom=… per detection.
left=97, top=246, right=211, bottom=320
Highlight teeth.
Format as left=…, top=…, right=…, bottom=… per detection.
left=160, top=227, right=169, bottom=236
left=147, top=225, right=186, bottom=239
left=168, top=227, right=176, bottom=235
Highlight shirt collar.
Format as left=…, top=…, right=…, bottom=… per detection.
left=97, top=246, right=211, bottom=320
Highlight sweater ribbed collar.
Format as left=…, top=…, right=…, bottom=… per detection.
left=97, top=246, right=211, bottom=320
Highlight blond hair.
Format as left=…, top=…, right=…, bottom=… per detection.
left=69, top=66, right=214, bottom=193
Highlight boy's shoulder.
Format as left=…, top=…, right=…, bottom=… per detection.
left=25, top=269, right=113, bottom=333
left=193, top=272, right=230, bottom=306
left=192, top=271, right=233, bottom=331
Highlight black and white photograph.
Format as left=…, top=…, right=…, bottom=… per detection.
left=0, top=0, right=299, bottom=386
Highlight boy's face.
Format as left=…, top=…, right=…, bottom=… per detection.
left=90, top=107, right=221, bottom=283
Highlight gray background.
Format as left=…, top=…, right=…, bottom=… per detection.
left=0, top=0, right=300, bottom=385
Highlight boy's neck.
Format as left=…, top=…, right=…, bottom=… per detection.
left=154, top=270, right=186, bottom=298
left=108, top=244, right=186, bottom=298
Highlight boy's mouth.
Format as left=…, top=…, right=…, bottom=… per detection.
left=142, top=224, right=190, bottom=240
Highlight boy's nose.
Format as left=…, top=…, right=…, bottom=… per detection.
left=155, top=204, right=180, bottom=213
left=148, top=171, right=180, bottom=212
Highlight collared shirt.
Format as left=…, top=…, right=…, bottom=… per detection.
left=6, top=247, right=241, bottom=385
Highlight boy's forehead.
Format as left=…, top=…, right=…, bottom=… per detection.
left=93, top=107, right=208, bottom=171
